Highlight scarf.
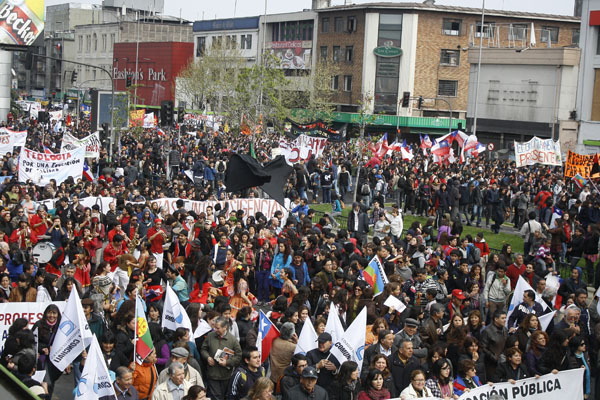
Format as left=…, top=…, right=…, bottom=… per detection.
left=366, top=388, right=389, bottom=400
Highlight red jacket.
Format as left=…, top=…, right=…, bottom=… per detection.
left=103, top=242, right=126, bottom=271
left=147, top=227, right=166, bottom=254
left=506, top=263, right=526, bottom=290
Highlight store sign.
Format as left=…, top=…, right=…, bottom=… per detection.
left=268, top=40, right=312, bottom=70
left=0, top=0, right=45, bottom=46
left=374, top=45, right=403, bottom=58
left=112, top=67, right=168, bottom=82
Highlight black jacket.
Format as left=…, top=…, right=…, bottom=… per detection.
left=347, top=210, right=369, bottom=235
left=328, top=380, right=359, bottom=400
left=280, top=365, right=301, bottom=395
left=493, top=362, right=530, bottom=383
left=388, top=352, right=420, bottom=396
left=284, top=383, right=329, bottom=400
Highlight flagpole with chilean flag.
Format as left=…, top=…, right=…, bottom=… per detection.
left=257, top=310, right=280, bottom=364
left=361, top=256, right=389, bottom=296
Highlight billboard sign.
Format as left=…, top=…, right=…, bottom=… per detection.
left=267, top=41, right=312, bottom=70
left=0, top=0, right=45, bottom=46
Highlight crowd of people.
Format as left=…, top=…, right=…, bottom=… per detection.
left=0, top=113, right=597, bottom=400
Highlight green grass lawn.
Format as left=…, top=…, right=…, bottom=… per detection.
left=310, top=202, right=523, bottom=253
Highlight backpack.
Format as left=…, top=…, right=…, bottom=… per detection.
left=217, top=162, right=225, bottom=173
left=361, top=183, right=370, bottom=195
left=468, top=246, right=481, bottom=265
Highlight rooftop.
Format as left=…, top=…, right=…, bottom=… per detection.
left=315, top=2, right=580, bottom=23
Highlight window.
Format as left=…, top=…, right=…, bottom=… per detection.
left=541, top=26, right=559, bottom=43
left=212, top=36, right=223, bottom=49
left=93, top=70, right=96, bottom=81
left=331, top=75, right=339, bottom=90
left=335, top=17, right=344, bottom=32
left=347, top=16, right=357, bottom=32
left=93, top=33, right=97, bottom=51
left=440, top=49, right=459, bottom=66
left=378, top=14, right=402, bottom=47
left=572, top=29, right=580, bottom=46
left=102, top=34, right=107, bottom=51
left=78, top=35, right=83, bottom=52
left=344, top=75, right=352, bottom=91
left=110, top=33, right=115, bottom=48
left=333, top=46, right=341, bottom=62
left=438, top=80, right=458, bottom=97
left=197, top=37, right=206, bottom=56
left=345, top=46, right=353, bottom=62
left=321, top=17, right=329, bottom=33
left=442, top=18, right=462, bottom=36
left=475, top=22, right=495, bottom=38
left=320, top=46, right=328, bottom=61
left=86, top=35, right=90, bottom=52
left=508, top=24, right=527, bottom=41
left=241, top=34, right=252, bottom=50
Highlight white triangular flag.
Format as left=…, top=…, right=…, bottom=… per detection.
left=294, top=319, right=318, bottom=355
left=162, top=284, right=193, bottom=333
left=75, top=335, right=117, bottom=400
left=325, top=302, right=345, bottom=344
left=507, top=276, right=551, bottom=331
left=329, top=307, right=367, bottom=373
left=193, top=319, right=212, bottom=339
left=50, top=287, right=93, bottom=371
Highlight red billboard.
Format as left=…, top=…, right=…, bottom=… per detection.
left=112, top=42, right=193, bottom=107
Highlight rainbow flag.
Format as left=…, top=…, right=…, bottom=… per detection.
left=573, top=173, right=587, bottom=189
left=135, top=296, right=154, bottom=364
left=361, top=256, right=389, bottom=296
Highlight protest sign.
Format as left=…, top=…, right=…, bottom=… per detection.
left=0, top=301, right=66, bottom=354
left=60, top=131, right=101, bottom=159
left=144, top=112, right=156, bottom=128
left=49, top=110, right=63, bottom=121
left=19, top=147, right=86, bottom=186
left=279, top=134, right=327, bottom=165
left=61, top=132, right=100, bottom=157
left=129, top=109, right=145, bottom=127
left=514, top=137, right=562, bottom=168
left=564, top=150, right=600, bottom=179
left=0, top=128, right=27, bottom=156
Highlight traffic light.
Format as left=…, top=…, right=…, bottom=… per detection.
left=52, top=92, right=56, bottom=99
left=161, top=100, right=174, bottom=126
left=63, top=94, right=67, bottom=103
left=177, top=105, right=184, bottom=123
left=71, top=71, right=77, bottom=84
left=24, top=51, right=34, bottom=70
left=100, top=123, right=109, bottom=144
left=417, top=96, right=423, bottom=109
left=401, top=92, right=410, bottom=108
left=126, top=74, right=132, bottom=88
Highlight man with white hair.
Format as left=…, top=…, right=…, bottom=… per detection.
left=152, top=362, right=192, bottom=400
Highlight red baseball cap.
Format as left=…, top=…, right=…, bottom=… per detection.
left=452, top=289, right=466, bottom=300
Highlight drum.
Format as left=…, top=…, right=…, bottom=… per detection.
left=32, top=242, right=56, bottom=264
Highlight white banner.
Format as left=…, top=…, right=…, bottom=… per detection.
left=279, top=134, right=327, bottom=165
left=507, top=276, right=552, bottom=331
left=75, top=336, right=116, bottom=400
left=162, top=284, right=193, bottom=332
left=0, top=301, right=66, bottom=354
left=329, top=307, right=366, bottom=372
left=137, top=197, right=289, bottom=221
left=49, top=110, right=63, bottom=121
left=143, top=112, right=156, bottom=128
left=0, top=128, right=27, bottom=156
left=60, top=132, right=101, bottom=159
left=19, top=147, right=86, bottom=186
left=514, top=137, right=562, bottom=168
left=50, top=287, right=93, bottom=371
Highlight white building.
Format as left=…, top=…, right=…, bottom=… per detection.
left=575, top=0, right=600, bottom=152
left=193, top=17, right=261, bottom=65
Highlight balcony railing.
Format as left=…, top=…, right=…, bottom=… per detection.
left=468, top=23, right=562, bottom=49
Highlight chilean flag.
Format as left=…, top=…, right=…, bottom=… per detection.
left=401, top=140, right=414, bottom=161
left=257, top=310, right=280, bottom=363
left=386, top=140, right=402, bottom=156
left=420, top=134, right=433, bottom=149
left=43, top=145, right=53, bottom=155
left=83, top=161, right=94, bottom=182
left=431, top=139, right=451, bottom=156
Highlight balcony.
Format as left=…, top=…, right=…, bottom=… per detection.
left=468, top=23, right=566, bottom=49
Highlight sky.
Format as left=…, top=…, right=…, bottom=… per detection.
left=45, top=0, right=576, bottom=21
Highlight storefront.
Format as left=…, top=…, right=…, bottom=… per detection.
left=112, top=42, right=193, bottom=107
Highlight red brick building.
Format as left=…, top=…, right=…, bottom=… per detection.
left=113, top=42, right=193, bottom=107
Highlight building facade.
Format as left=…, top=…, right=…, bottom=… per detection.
left=315, top=2, right=579, bottom=137
left=575, top=0, right=600, bottom=152
left=113, top=42, right=193, bottom=106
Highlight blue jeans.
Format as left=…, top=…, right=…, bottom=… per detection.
left=471, top=204, right=482, bottom=224
left=255, top=270, right=270, bottom=302
left=322, top=186, right=332, bottom=204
